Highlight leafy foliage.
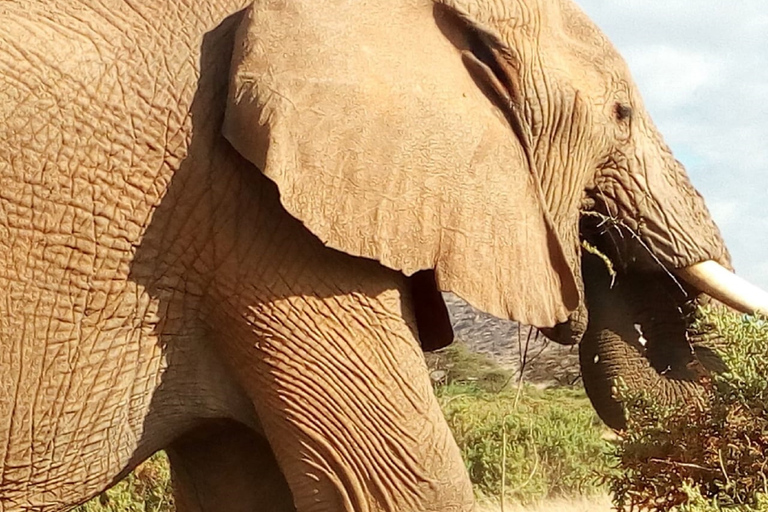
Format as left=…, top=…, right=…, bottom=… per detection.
left=438, top=383, right=613, bottom=503
left=432, top=341, right=612, bottom=503
left=72, top=453, right=174, bottom=512
left=611, top=308, right=768, bottom=512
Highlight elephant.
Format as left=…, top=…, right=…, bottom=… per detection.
left=1, top=0, right=767, bottom=510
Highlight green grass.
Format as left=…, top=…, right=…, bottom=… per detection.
left=72, top=453, right=173, bottom=512
left=437, top=382, right=612, bottom=503
left=426, top=341, right=517, bottom=392
left=430, top=341, right=612, bottom=503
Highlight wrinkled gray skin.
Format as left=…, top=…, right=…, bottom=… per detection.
left=0, top=0, right=731, bottom=511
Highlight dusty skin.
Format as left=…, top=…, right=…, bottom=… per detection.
left=1, top=0, right=766, bottom=511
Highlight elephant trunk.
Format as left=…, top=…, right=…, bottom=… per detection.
left=578, top=254, right=724, bottom=430
left=677, top=261, right=768, bottom=317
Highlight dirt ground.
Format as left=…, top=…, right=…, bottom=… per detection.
left=477, top=495, right=614, bottom=512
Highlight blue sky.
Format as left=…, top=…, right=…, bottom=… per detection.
left=574, top=1, right=768, bottom=291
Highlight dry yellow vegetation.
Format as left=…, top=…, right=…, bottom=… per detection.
left=477, top=495, right=613, bottom=512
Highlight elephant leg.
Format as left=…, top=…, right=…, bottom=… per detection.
left=578, top=253, right=719, bottom=430
left=207, top=263, right=475, bottom=512
left=167, top=421, right=295, bottom=512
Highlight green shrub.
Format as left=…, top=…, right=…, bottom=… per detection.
left=73, top=453, right=173, bottom=512
left=430, top=339, right=613, bottom=502
left=426, top=342, right=517, bottom=393
left=437, top=383, right=613, bottom=503
left=611, top=308, right=768, bottom=512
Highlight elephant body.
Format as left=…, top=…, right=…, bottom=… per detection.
left=1, top=4, right=471, bottom=510
left=0, top=0, right=754, bottom=511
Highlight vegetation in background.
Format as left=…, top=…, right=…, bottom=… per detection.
left=611, top=308, right=768, bottom=512
left=73, top=453, right=173, bottom=512
left=426, top=341, right=518, bottom=392
left=438, top=382, right=612, bottom=503
left=431, top=341, right=613, bottom=503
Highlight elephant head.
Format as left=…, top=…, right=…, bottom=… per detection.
left=223, top=0, right=767, bottom=428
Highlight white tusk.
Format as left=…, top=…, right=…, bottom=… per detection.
left=676, top=260, right=768, bottom=317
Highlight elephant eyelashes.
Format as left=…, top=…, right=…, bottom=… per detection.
left=615, top=103, right=633, bottom=121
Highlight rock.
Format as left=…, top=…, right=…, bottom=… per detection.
left=429, top=369, right=447, bottom=384
left=442, top=293, right=582, bottom=386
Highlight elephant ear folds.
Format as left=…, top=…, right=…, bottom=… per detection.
left=223, top=0, right=579, bottom=327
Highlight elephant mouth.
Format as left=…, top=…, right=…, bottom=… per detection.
left=576, top=249, right=726, bottom=430
left=570, top=210, right=765, bottom=430
left=578, top=211, right=768, bottom=319
left=581, top=249, right=711, bottom=375
left=573, top=213, right=758, bottom=430
left=542, top=210, right=766, bottom=357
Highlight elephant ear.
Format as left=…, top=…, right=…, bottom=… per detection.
left=223, top=0, right=578, bottom=327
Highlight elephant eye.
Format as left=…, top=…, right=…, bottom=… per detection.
left=615, top=102, right=633, bottom=122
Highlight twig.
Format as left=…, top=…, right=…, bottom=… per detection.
left=648, top=458, right=717, bottom=472
left=514, top=325, right=534, bottom=408
left=718, top=448, right=731, bottom=486
left=581, top=239, right=617, bottom=287
left=513, top=424, right=540, bottom=493
left=501, top=424, right=507, bottom=512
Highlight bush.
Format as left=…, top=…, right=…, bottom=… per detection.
left=432, top=340, right=612, bottom=503
left=73, top=453, right=173, bottom=512
left=611, top=308, right=768, bottom=512
left=426, top=341, right=517, bottom=393
left=438, top=383, right=613, bottom=503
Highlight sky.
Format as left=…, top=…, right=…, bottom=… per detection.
left=573, top=0, right=768, bottom=291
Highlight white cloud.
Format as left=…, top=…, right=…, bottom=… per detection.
left=707, top=200, right=740, bottom=230
left=754, top=261, right=768, bottom=290
left=574, top=0, right=768, bottom=290
left=622, top=45, right=718, bottom=111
